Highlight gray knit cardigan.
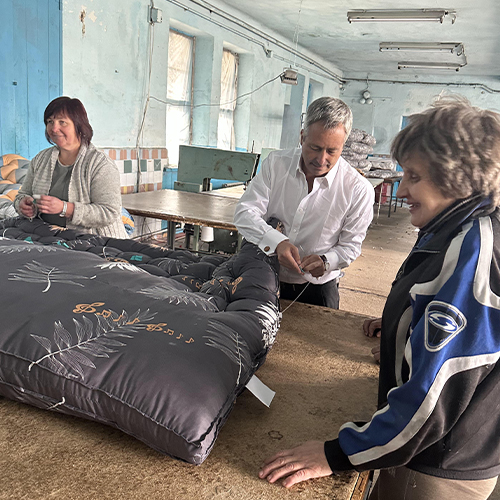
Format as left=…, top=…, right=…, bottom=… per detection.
left=14, top=143, right=128, bottom=239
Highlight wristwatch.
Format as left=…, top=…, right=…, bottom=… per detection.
left=59, top=201, right=68, bottom=218
left=320, top=254, right=330, bottom=272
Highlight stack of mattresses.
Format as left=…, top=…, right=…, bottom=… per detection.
left=365, top=157, right=399, bottom=179
left=341, top=129, right=376, bottom=174
left=0, top=154, right=29, bottom=219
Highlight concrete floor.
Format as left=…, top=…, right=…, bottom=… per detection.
left=341, top=205, right=500, bottom=499
left=341, top=205, right=417, bottom=318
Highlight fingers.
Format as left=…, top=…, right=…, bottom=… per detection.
left=20, top=197, right=35, bottom=217
left=363, top=317, right=382, bottom=337
left=259, top=454, right=297, bottom=484
left=276, top=241, right=303, bottom=274
left=301, top=255, right=324, bottom=278
left=371, top=344, right=381, bottom=363
left=259, top=456, right=316, bottom=488
left=259, top=441, right=332, bottom=488
left=36, top=195, right=63, bottom=215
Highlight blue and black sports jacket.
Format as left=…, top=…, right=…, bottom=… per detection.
left=325, top=196, right=500, bottom=480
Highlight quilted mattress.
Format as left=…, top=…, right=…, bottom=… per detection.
left=0, top=218, right=280, bottom=464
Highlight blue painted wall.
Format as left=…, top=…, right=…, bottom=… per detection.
left=0, top=0, right=61, bottom=158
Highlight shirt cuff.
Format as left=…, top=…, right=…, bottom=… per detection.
left=259, top=229, right=288, bottom=255
left=323, top=251, right=342, bottom=271
left=324, top=439, right=354, bottom=472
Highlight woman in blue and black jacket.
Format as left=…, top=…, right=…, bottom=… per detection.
left=259, top=97, right=500, bottom=500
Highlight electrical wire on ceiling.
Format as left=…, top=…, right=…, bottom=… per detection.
left=150, top=71, right=286, bottom=108
left=292, top=0, right=304, bottom=69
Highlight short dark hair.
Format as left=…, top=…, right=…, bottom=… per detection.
left=44, top=96, right=93, bottom=146
left=303, top=97, right=353, bottom=142
left=391, top=96, right=500, bottom=206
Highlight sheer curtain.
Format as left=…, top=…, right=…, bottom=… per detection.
left=217, top=50, right=238, bottom=150
left=166, top=30, right=194, bottom=166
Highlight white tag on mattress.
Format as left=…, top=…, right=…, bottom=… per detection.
left=246, top=375, right=275, bottom=407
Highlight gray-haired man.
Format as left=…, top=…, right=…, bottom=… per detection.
left=233, top=97, right=374, bottom=309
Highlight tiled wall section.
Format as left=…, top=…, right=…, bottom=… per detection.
left=102, top=148, right=168, bottom=194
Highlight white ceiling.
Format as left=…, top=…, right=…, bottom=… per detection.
left=216, top=0, right=500, bottom=83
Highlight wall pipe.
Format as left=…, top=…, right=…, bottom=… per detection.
left=344, top=77, right=500, bottom=94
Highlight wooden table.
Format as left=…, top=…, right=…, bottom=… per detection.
left=201, top=184, right=246, bottom=199
left=122, top=189, right=239, bottom=248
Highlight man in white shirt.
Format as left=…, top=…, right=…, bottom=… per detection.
left=233, top=97, right=374, bottom=309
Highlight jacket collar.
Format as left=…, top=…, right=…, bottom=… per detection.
left=416, top=195, right=493, bottom=251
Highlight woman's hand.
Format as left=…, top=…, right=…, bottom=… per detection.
left=258, top=441, right=332, bottom=488
left=363, top=317, right=382, bottom=338
left=19, top=196, right=36, bottom=218
left=35, top=195, right=65, bottom=215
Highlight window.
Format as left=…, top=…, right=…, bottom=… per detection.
left=217, top=49, right=238, bottom=150
left=166, top=30, right=194, bottom=166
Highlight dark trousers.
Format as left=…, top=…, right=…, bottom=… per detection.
left=280, top=279, right=340, bottom=309
left=369, top=467, right=497, bottom=500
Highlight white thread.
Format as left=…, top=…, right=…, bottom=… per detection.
left=282, top=282, right=311, bottom=313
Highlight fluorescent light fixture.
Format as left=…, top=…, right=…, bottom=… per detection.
left=380, top=42, right=463, bottom=55
left=397, top=61, right=464, bottom=72
left=347, top=9, right=457, bottom=23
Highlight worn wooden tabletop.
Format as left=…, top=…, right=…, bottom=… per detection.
left=122, top=189, right=239, bottom=230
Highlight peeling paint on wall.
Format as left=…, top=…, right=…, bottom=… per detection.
left=80, top=7, right=86, bottom=36
left=88, top=11, right=97, bottom=23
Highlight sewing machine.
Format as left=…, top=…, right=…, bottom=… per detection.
left=174, top=145, right=260, bottom=193
left=174, top=145, right=260, bottom=252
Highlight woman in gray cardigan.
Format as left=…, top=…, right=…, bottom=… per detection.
left=14, top=96, right=128, bottom=239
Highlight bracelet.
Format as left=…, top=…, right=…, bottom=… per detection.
left=59, top=201, right=68, bottom=218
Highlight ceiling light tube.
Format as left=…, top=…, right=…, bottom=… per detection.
left=347, top=9, right=456, bottom=24
left=380, top=42, right=463, bottom=54
left=397, top=61, right=464, bottom=72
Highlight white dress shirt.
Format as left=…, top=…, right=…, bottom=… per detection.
left=233, top=147, right=374, bottom=284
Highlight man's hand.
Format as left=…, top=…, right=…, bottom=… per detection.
left=259, top=441, right=332, bottom=488
left=301, top=254, right=326, bottom=278
left=363, top=317, right=382, bottom=338
left=19, top=196, right=36, bottom=218
left=276, top=240, right=303, bottom=274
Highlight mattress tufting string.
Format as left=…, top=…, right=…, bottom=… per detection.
left=281, top=282, right=310, bottom=313
left=47, top=397, right=66, bottom=410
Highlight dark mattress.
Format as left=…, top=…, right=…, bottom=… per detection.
left=0, top=218, right=280, bottom=464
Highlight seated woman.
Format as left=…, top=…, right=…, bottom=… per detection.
left=258, top=97, right=500, bottom=500
left=14, top=96, right=128, bottom=238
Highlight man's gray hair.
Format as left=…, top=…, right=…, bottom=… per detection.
left=303, top=97, right=353, bottom=142
left=391, top=96, right=500, bottom=206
